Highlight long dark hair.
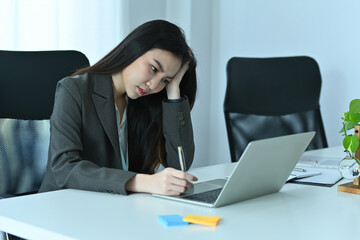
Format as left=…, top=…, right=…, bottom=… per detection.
left=73, top=19, right=197, bottom=173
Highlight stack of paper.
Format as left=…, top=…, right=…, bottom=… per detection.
left=183, top=215, right=220, bottom=227
left=158, top=214, right=221, bottom=227
left=158, top=215, right=188, bottom=227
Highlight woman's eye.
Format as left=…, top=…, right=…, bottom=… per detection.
left=162, top=78, right=170, bottom=84
left=151, top=66, right=158, bottom=73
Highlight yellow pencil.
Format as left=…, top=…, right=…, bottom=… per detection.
left=177, top=146, right=186, bottom=171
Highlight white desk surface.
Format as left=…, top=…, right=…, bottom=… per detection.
left=1, top=146, right=359, bottom=240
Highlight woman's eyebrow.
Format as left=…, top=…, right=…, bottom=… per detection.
left=153, top=59, right=175, bottom=79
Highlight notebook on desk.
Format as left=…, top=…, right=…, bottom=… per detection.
left=153, top=131, right=315, bottom=208
left=289, top=155, right=343, bottom=187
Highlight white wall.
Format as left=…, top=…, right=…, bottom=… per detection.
left=0, top=0, right=123, bottom=64
left=207, top=0, right=360, bottom=166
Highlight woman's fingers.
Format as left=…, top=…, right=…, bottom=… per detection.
left=157, top=168, right=198, bottom=195
left=169, top=176, right=194, bottom=189
left=170, top=168, right=198, bottom=181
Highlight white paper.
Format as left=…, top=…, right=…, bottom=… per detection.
left=292, top=168, right=342, bottom=185
left=287, top=169, right=321, bottom=182
left=291, top=155, right=343, bottom=185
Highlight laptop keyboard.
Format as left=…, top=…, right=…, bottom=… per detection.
left=182, top=188, right=222, bottom=203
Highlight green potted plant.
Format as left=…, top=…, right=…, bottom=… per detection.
left=339, top=99, right=360, bottom=179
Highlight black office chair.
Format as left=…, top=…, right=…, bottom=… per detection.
left=224, top=56, right=328, bottom=162
left=0, top=50, right=90, bottom=198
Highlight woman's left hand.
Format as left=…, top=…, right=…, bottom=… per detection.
left=166, top=61, right=190, bottom=99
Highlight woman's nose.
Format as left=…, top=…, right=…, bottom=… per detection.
left=146, top=77, right=162, bottom=91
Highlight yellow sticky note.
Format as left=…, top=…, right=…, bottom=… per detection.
left=183, top=214, right=220, bottom=227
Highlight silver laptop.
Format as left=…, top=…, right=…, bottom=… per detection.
left=153, top=132, right=315, bottom=208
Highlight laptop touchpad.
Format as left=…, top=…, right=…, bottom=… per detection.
left=183, top=178, right=227, bottom=196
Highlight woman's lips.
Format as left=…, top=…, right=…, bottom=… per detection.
left=138, top=86, right=147, bottom=96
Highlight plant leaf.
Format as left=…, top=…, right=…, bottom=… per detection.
left=343, top=134, right=360, bottom=153
left=343, top=112, right=360, bottom=125
left=343, top=135, right=351, bottom=150
left=339, top=125, right=345, bottom=133
left=343, top=121, right=356, bottom=132
left=339, top=122, right=353, bottom=133
left=349, top=99, right=360, bottom=113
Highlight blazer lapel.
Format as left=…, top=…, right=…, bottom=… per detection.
left=91, top=74, right=121, bottom=162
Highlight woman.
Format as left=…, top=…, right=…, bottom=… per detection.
left=39, top=19, right=198, bottom=196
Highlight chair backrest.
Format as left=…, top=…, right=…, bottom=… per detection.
left=224, top=56, right=328, bottom=162
left=0, top=50, right=90, bottom=197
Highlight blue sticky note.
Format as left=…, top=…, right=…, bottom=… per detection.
left=158, top=214, right=189, bottom=227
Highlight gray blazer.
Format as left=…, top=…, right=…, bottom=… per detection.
left=39, top=73, right=194, bottom=195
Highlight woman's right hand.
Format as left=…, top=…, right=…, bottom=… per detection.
left=149, top=168, right=198, bottom=195
left=125, top=168, right=198, bottom=195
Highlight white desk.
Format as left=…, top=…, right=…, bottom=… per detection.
left=0, top=146, right=359, bottom=240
